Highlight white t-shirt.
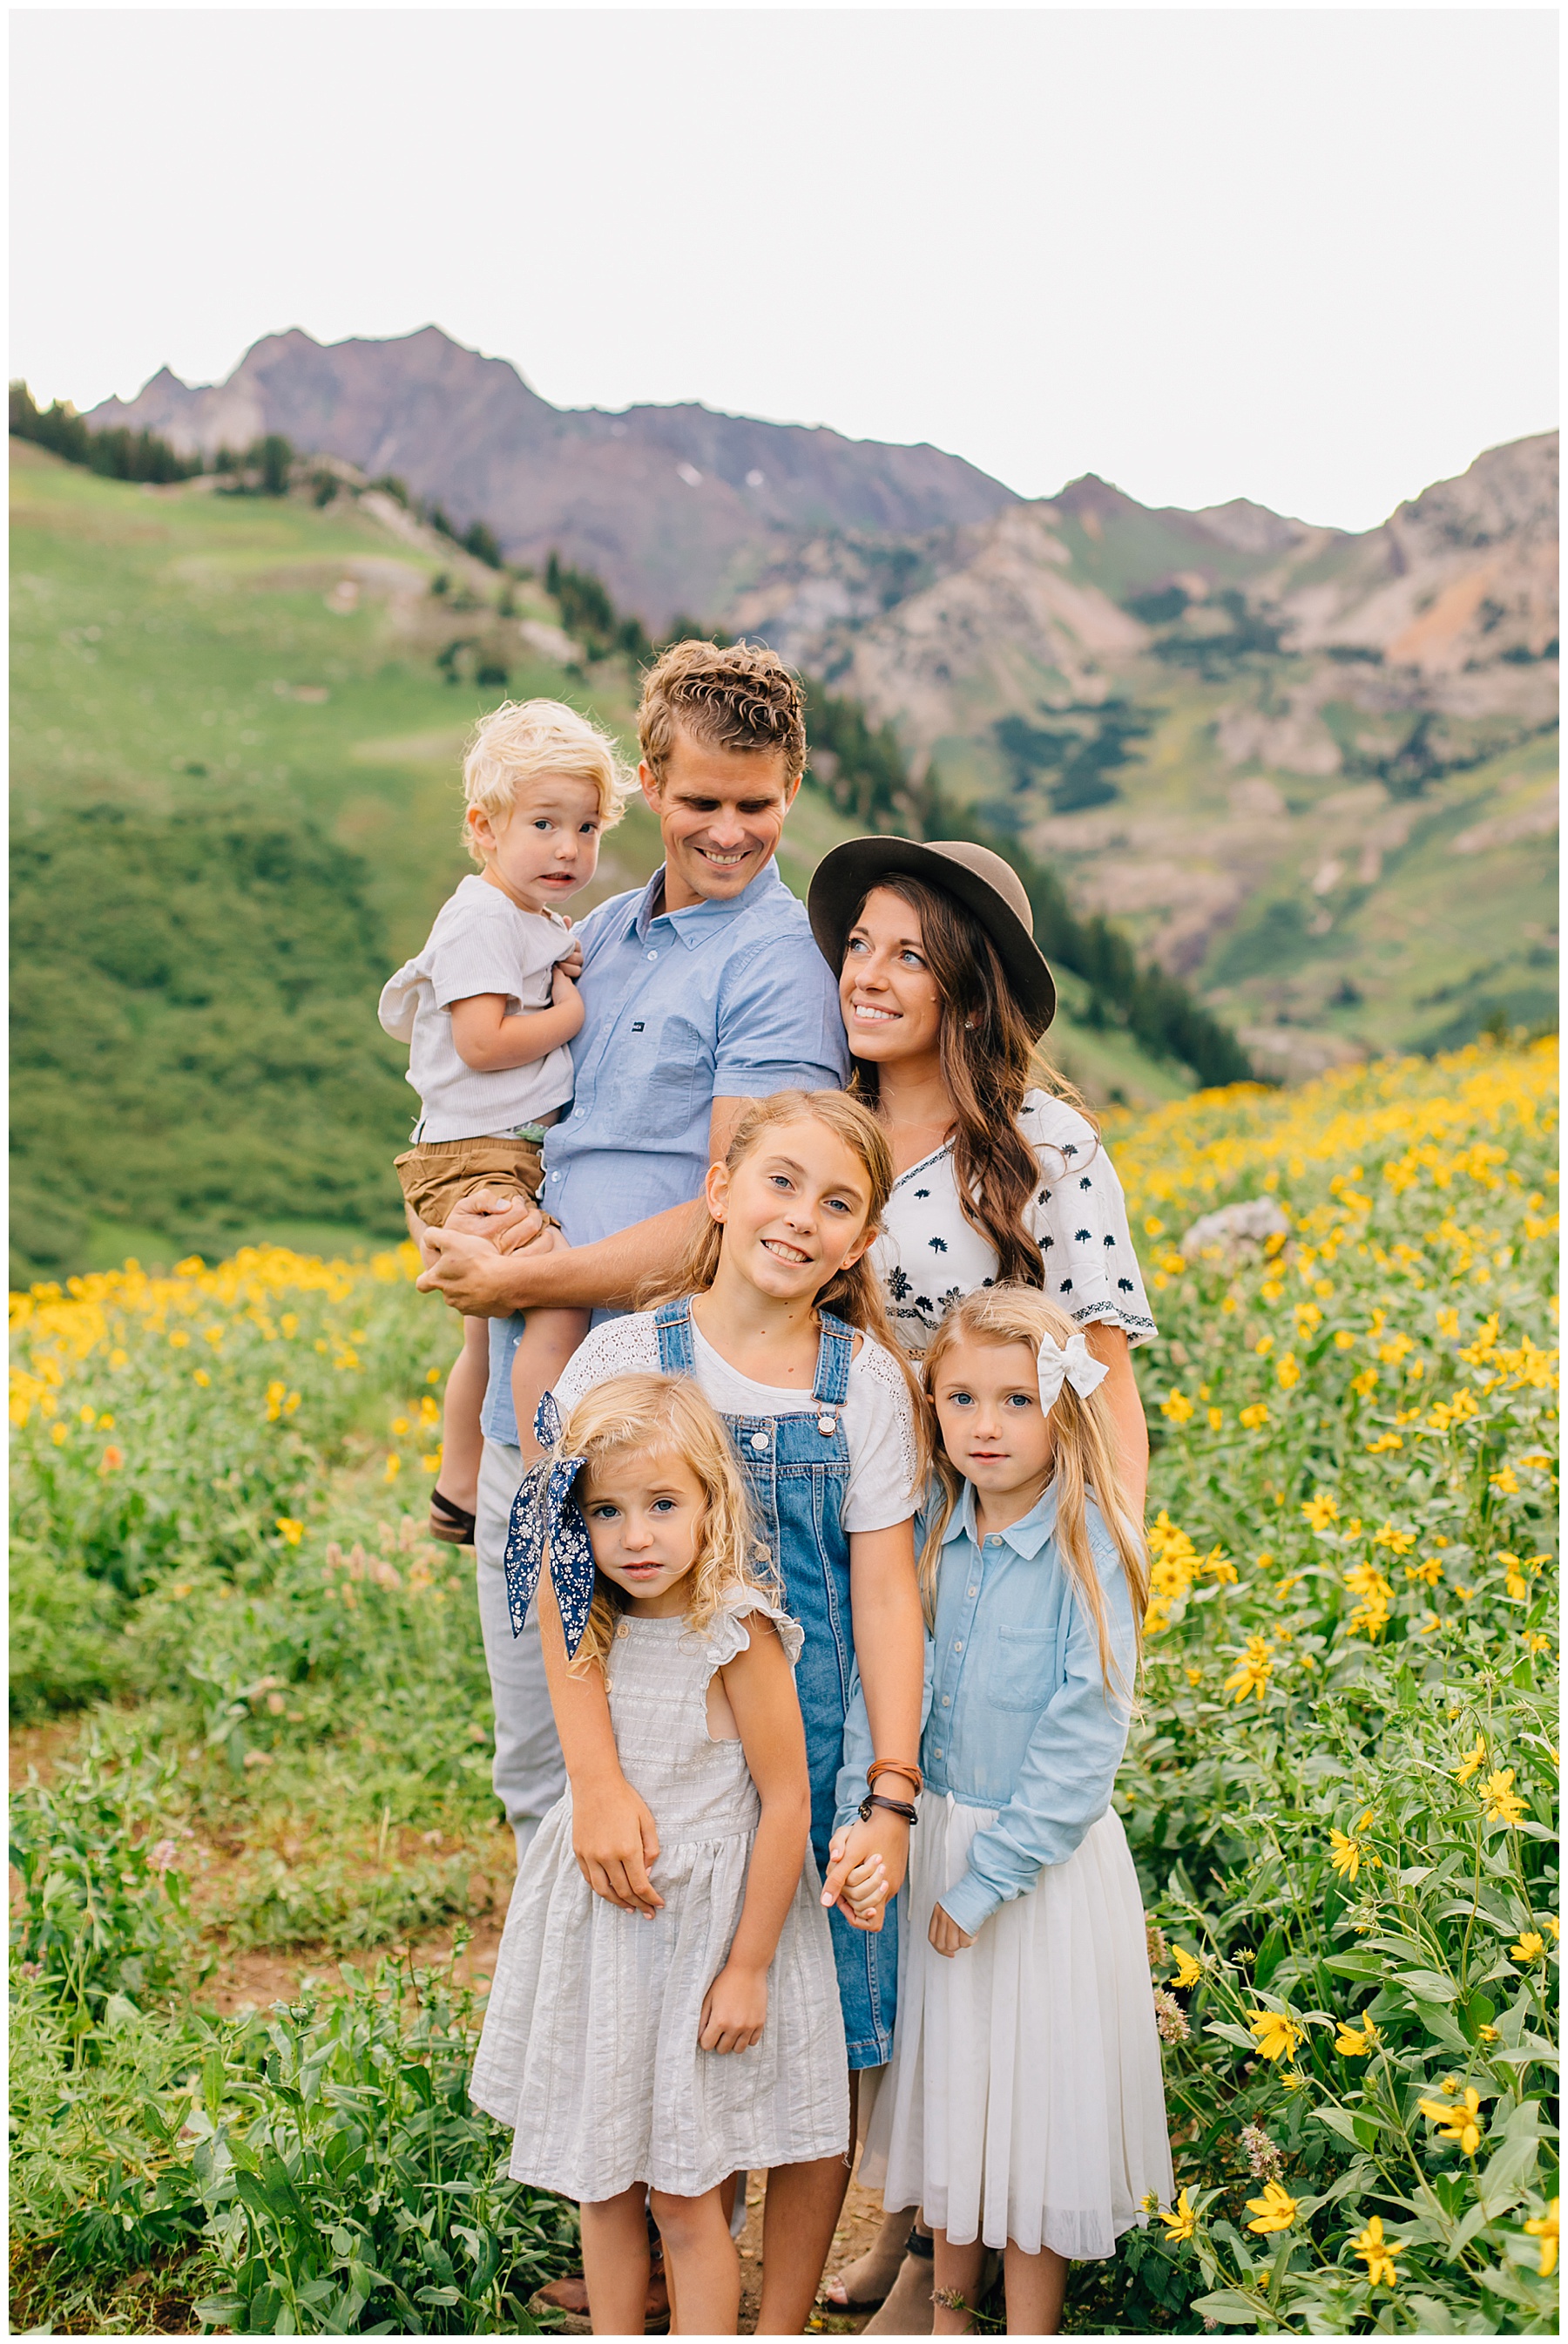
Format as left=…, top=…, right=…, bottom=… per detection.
left=551, top=1311, right=921, bottom=1534
left=378, top=874, right=577, bottom=1142
left=872, top=1090, right=1158, bottom=1355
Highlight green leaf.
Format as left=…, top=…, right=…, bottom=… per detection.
left=1190, top=2288, right=1265, bottom=2325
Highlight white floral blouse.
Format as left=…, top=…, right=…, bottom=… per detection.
left=871, top=1090, right=1158, bottom=1356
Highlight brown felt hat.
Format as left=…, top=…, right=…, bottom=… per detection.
left=808, top=836, right=1057, bottom=1039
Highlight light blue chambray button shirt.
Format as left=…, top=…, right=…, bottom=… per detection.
left=835, top=1477, right=1138, bottom=1937
left=482, top=857, right=849, bottom=1446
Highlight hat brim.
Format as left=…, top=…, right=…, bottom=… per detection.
left=808, top=836, right=1057, bottom=1040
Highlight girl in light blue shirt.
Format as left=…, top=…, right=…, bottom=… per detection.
left=836, top=1283, right=1173, bottom=2334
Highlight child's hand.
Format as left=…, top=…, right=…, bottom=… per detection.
left=573, top=1783, right=664, bottom=1916
left=821, top=1813, right=909, bottom=1930
left=555, top=937, right=585, bottom=981
left=698, top=1961, right=767, bottom=2053
left=929, top=1902, right=975, bottom=1959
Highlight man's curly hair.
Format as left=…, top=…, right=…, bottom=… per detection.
left=638, top=638, right=806, bottom=788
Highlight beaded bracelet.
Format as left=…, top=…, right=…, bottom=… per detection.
left=867, top=1758, right=923, bottom=1796
left=857, top=1792, right=919, bottom=1826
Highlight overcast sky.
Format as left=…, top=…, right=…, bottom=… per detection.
left=10, top=6, right=1558, bottom=530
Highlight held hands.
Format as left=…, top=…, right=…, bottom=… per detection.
left=555, top=935, right=585, bottom=982
left=698, top=1960, right=767, bottom=2054
left=572, top=1778, right=665, bottom=1917
left=929, top=1901, right=975, bottom=1959
left=821, top=1813, right=910, bottom=1934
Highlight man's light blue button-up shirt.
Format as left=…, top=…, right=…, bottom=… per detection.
left=835, top=1478, right=1138, bottom=1937
left=482, top=857, right=849, bottom=1446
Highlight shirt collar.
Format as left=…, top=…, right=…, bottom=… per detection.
left=945, top=1475, right=1061, bottom=1558
left=631, top=857, right=786, bottom=945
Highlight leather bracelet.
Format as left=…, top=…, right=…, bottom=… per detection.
left=858, top=1792, right=918, bottom=1826
left=867, top=1759, right=923, bottom=1796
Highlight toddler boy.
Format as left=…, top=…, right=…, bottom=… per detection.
left=380, top=698, right=630, bottom=1542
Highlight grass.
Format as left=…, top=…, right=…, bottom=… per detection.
left=9, top=1035, right=1557, bottom=2333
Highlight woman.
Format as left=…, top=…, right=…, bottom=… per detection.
left=804, top=837, right=1158, bottom=2321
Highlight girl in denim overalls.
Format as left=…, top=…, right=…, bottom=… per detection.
left=542, top=1088, right=926, bottom=2334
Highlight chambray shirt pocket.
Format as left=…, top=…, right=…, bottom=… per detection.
left=595, top=1010, right=713, bottom=1141
left=988, top=1625, right=1058, bottom=1711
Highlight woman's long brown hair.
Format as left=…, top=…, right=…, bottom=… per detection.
left=845, top=873, right=1099, bottom=1286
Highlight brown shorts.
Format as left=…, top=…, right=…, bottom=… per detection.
left=394, top=1135, right=545, bottom=1229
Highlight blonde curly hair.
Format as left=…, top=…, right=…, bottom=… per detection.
left=555, top=1372, right=781, bottom=1676
left=462, top=697, right=633, bottom=859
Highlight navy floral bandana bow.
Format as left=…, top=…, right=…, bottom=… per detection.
left=502, top=1392, right=596, bottom=1657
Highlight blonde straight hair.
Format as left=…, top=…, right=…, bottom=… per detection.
left=555, top=1373, right=779, bottom=1676
left=637, top=1088, right=928, bottom=1460
left=919, top=1285, right=1149, bottom=1697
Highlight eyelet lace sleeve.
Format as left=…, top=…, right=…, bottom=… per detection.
left=549, top=1311, right=661, bottom=1413
left=686, top=1591, right=806, bottom=1675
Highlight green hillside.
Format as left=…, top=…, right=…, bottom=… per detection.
left=10, top=445, right=1188, bottom=1284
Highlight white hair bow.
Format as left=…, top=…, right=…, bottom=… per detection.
left=1037, top=1331, right=1110, bottom=1416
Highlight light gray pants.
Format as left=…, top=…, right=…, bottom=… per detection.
left=475, top=1437, right=566, bottom=1862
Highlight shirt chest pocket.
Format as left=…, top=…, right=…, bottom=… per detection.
left=600, top=1011, right=713, bottom=1136
left=986, top=1624, right=1058, bottom=1712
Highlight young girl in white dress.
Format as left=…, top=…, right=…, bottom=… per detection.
left=837, top=1284, right=1173, bottom=2334
left=469, top=1372, right=850, bottom=2335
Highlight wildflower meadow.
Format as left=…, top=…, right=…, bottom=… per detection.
left=10, top=1038, right=1558, bottom=2334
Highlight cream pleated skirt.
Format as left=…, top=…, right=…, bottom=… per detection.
left=859, top=1795, right=1174, bottom=2258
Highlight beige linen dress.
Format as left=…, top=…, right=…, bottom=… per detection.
left=469, top=1595, right=849, bottom=2200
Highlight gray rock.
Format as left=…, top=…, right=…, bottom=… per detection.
left=1179, top=1197, right=1290, bottom=1263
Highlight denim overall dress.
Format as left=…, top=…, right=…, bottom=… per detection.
left=653, top=1297, right=896, bottom=2069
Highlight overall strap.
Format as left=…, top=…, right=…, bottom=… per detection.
left=653, top=1297, right=697, bottom=1377
left=813, top=1310, right=855, bottom=1407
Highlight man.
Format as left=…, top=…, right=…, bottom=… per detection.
left=420, top=639, right=848, bottom=1862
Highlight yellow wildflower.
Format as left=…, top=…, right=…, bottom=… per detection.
left=1511, top=1931, right=1545, bottom=1964
left=1160, top=1391, right=1194, bottom=1424
left=1254, top=1333, right=1274, bottom=1358
left=1159, top=2188, right=1196, bottom=2241
left=1275, top=1352, right=1301, bottom=1390
left=1206, top=1406, right=1223, bottom=1432
left=1245, top=2182, right=1299, bottom=2235
left=1419, top=2086, right=1484, bottom=2155
left=1524, top=2199, right=1558, bottom=2278
left=1480, top=1769, right=1527, bottom=1826
left=384, top=1453, right=402, bottom=1482
left=1247, top=2008, right=1303, bottom=2063
left=274, top=1517, right=304, bottom=1547
left=1365, top=1431, right=1403, bottom=1453
left=1224, top=1637, right=1274, bottom=1704
left=1335, top=2017, right=1380, bottom=2056
left=1455, top=1736, right=1486, bottom=1784
left=1301, top=1490, right=1340, bottom=1531
left=1373, top=1521, right=1416, bottom=1554
left=1352, top=2215, right=1402, bottom=2288
left=1333, top=1329, right=1356, bottom=1349
left=1171, top=1946, right=1204, bottom=1990
left=1328, top=1830, right=1366, bottom=1882
left=1239, top=1401, right=1269, bottom=1430
left=1490, top=1464, right=1520, bottom=1494
left=1280, top=2067, right=1308, bottom=2090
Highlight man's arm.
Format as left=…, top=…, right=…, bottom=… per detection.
left=415, top=1096, right=752, bottom=1318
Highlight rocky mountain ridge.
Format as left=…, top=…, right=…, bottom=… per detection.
left=86, top=326, right=1015, bottom=630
